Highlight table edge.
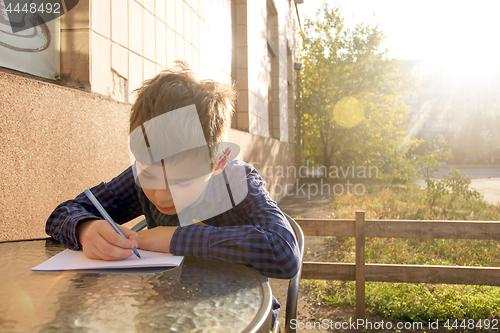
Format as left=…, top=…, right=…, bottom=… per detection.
left=1, top=239, right=274, bottom=332
left=242, top=267, right=273, bottom=333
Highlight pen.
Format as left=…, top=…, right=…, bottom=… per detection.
left=84, top=189, right=141, bottom=259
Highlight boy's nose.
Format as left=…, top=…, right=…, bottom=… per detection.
left=155, top=188, right=173, bottom=203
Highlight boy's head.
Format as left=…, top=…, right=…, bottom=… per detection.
left=128, top=62, right=237, bottom=217
left=129, top=61, right=236, bottom=157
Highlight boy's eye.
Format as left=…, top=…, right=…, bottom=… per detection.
left=175, top=180, right=194, bottom=187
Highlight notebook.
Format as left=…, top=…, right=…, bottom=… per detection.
left=32, top=249, right=184, bottom=272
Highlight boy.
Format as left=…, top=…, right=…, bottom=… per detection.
left=46, top=62, right=299, bottom=328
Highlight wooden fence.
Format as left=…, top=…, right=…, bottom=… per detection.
left=298, top=211, right=500, bottom=319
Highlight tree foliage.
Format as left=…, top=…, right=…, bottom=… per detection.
left=453, top=113, right=494, bottom=164
left=296, top=3, right=417, bottom=179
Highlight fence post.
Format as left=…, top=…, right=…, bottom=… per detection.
left=355, top=210, right=366, bottom=320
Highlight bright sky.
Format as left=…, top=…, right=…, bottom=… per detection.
left=297, top=0, right=500, bottom=76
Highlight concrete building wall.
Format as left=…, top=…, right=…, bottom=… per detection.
left=0, top=0, right=301, bottom=241
left=246, top=0, right=270, bottom=137
left=228, top=128, right=294, bottom=203
left=0, top=71, right=295, bottom=242
left=233, top=0, right=300, bottom=143
left=61, top=0, right=232, bottom=102
left=0, top=71, right=132, bottom=242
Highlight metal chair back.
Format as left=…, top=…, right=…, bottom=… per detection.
left=283, top=213, right=304, bottom=333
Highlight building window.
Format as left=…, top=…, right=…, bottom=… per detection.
left=267, top=0, right=279, bottom=139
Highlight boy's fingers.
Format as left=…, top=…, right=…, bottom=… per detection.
left=78, top=220, right=134, bottom=260
left=93, top=235, right=133, bottom=260
left=120, top=226, right=140, bottom=247
left=128, top=234, right=139, bottom=248
left=99, top=222, right=136, bottom=249
left=81, top=245, right=100, bottom=260
left=81, top=239, right=118, bottom=261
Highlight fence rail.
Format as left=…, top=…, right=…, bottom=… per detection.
left=297, top=211, right=500, bottom=319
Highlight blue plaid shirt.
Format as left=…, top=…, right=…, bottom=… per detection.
left=46, top=160, right=299, bottom=324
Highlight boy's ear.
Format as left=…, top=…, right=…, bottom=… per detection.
left=212, top=147, right=231, bottom=176
left=212, top=156, right=227, bottom=176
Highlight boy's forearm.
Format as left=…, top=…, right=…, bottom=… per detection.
left=169, top=223, right=299, bottom=279
left=137, top=226, right=178, bottom=253
left=46, top=167, right=144, bottom=249
left=46, top=206, right=101, bottom=250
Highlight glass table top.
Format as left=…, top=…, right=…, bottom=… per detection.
left=0, top=239, right=271, bottom=332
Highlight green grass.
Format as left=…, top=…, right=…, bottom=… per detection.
left=308, top=280, right=500, bottom=323
left=330, top=180, right=500, bottom=221
left=305, top=181, right=500, bottom=326
left=323, top=237, right=500, bottom=267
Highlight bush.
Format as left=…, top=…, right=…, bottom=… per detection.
left=426, top=169, right=481, bottom=212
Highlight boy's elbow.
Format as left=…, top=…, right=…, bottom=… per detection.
left=281, top=255, right=300, bottom=279
left=274, top=235, right=301, bottom=279
left=271, top=249, right=300, bottom=279
left=257, top=228, right=301, bottom=279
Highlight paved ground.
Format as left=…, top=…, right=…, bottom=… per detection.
left=469, top=178, right=500, bottom=206
left=423, top=166, right=500, bottom=206
left=432, top=166, right=500, bottom=179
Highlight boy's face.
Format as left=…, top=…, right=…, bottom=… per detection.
left=137, top=153, right=213, bottom=215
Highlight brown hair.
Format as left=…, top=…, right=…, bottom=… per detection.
left=129, top=61, right=236, bottom=145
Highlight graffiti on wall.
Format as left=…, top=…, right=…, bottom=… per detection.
left=0, top=0, right=79, bottom=79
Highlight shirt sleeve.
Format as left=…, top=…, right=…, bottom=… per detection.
left=45, top=167, right=144, bottom=250
left=169, top=164, right=300, bottom=279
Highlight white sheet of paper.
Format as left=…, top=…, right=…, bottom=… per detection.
left=32, top=249, right=184, bottom=271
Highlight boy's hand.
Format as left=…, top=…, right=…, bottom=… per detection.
left=137, top=226, right=178, bottom=253
left=76, top=219, right=139, bottom=261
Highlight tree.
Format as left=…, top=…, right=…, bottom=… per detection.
left=453, top=113, right=490, bottom=164
left=295, top=3, right=416, bottom=178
